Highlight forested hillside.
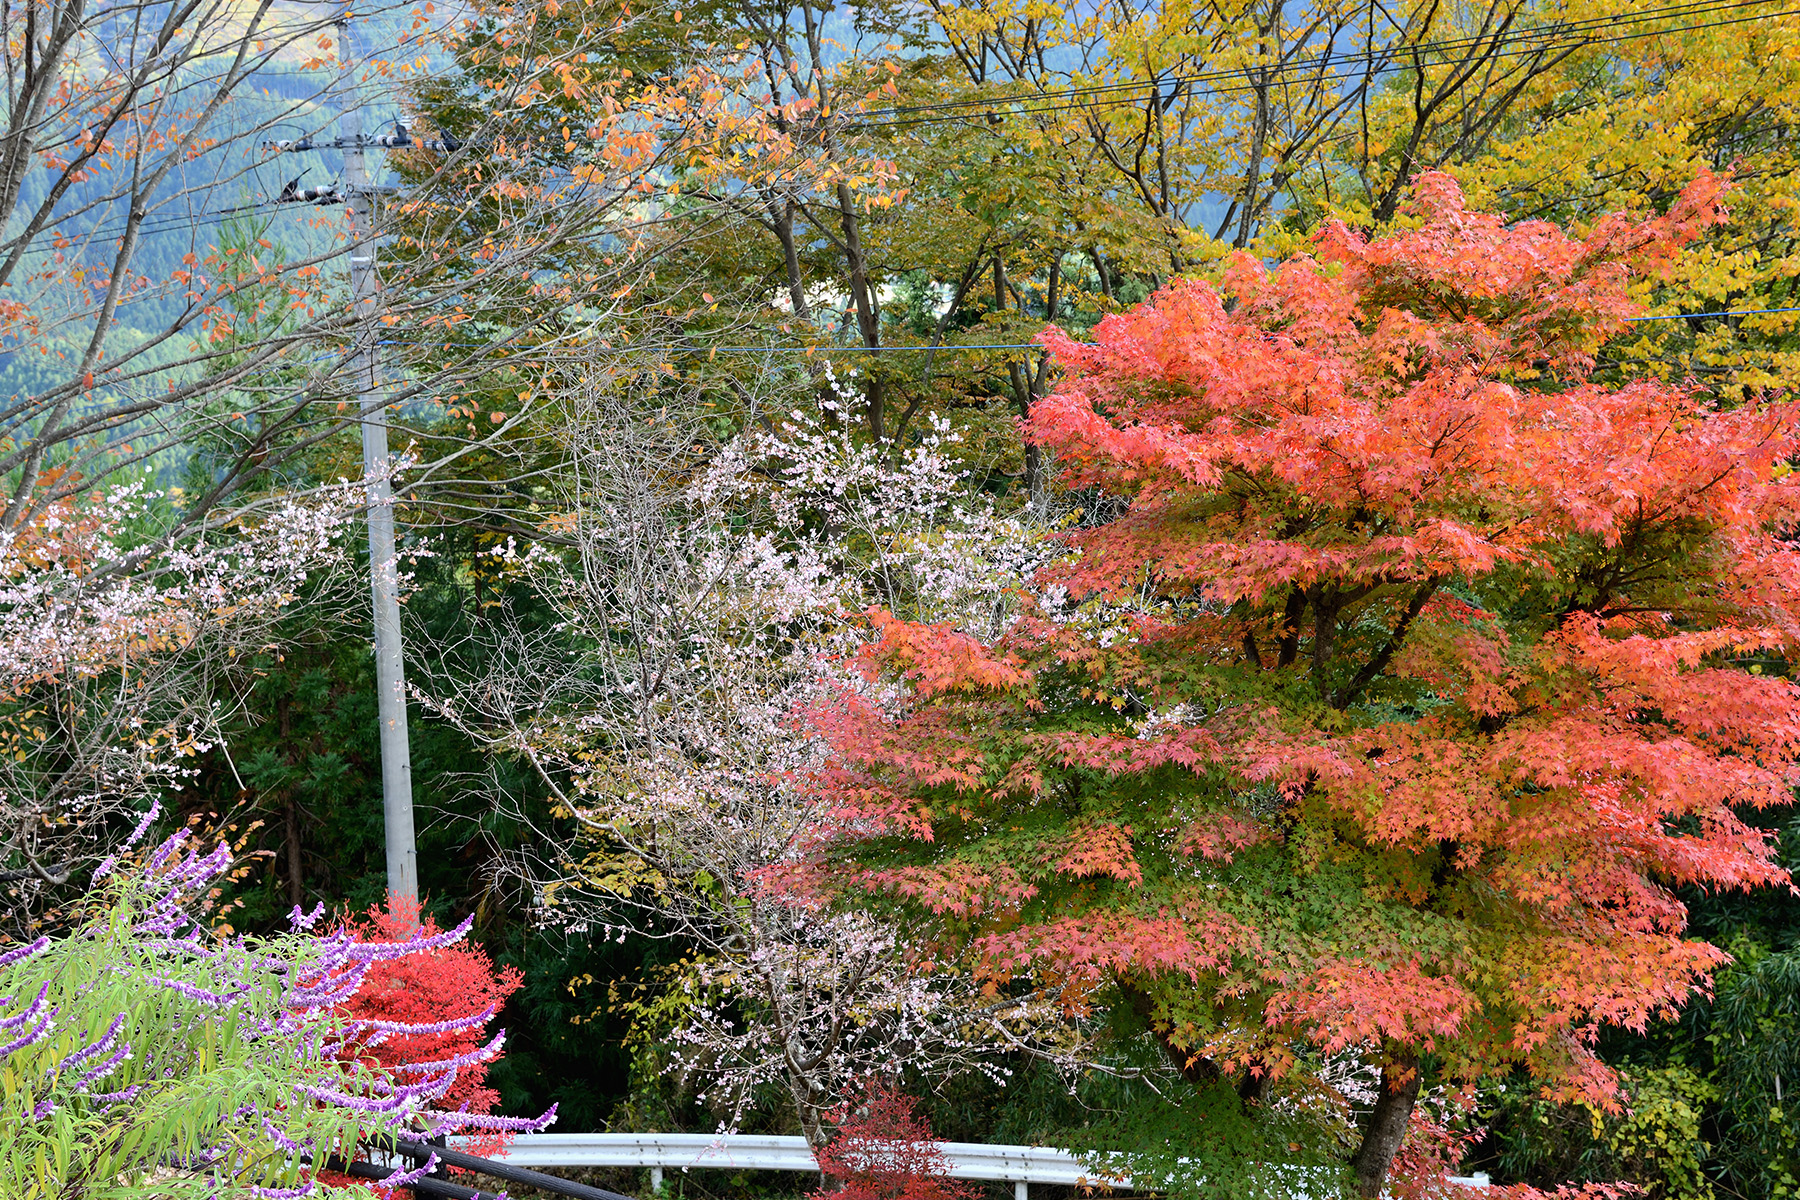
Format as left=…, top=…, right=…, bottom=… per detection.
left=1, top=0, right=1797, bottom=1197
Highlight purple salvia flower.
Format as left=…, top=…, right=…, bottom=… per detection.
left=351, top=1004, right=498, bottom=1042
left=72, top=1040, right=132, bottom=1090
left=0, top=935, right=48, bottom=969
left=260, top=1117, right=302, bottom=1153
left=331, top=915, right=476, bottom=964
left=288, top=901, right=326, bottom=931
left=94, top=799, right=162, bottom=879
left=388, top=1030, right=506, bottom=1075
left=368, top=1152, right=440, bottom=1195
left=60, top=1012, right=125, bottom=1072
left=0, top=980, right=51, bottom=1031
left=83, top=1083, right=144, bottom=1108
left=420, top=1102, right=559, bottom=1135
left=249, top=1181, right=318, bottom=1200
left=143, top=976, right=251, bottom=1006
left=0, top=988, right=56, bottom=1056
left=146, top=826, right=188, bottom=871
left=162, top=840, right=231, bottom=883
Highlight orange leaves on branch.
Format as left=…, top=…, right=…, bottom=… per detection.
left=864, top=611, right=1032, bottom=699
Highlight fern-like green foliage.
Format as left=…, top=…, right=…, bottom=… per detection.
left=0, top=882, right=362, bottom=1194
left=0, top=815, right=550, bottom=1198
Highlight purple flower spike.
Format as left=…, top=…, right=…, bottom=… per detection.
left=61, top=1011, right=125, bottom=1071
left=0, top=983, right=57, bottom=1057
left=0, top=980, right=51, bottom=1031
left=147, top=833, right=182, bottom=870
left=72, top=1039, right=132, bottom=1090
left=421, top=1101, right=559, bottom=1135
left=249, top=1184, right=317, bottom=1200
left=83, top=1083, right=145, bottom=1108
left=144, top=976, right=251, bottom=1007
left=368, top=1152, right=440, bottom=1195
left=0, top=936, right=49, bottom=970
left=389, top=1029, right=506, bottom=1076
left=289, top=903, right=326, bottom=931
left=353, top=1004, right=497, bottom=1041
left=94, top=800, right=162, bottom=879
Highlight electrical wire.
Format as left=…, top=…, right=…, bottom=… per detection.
left=853, top=1, right=1798, bottom=132
left=362, top=308, right=1800, bottom=357
left=38, top=0, right=1782, bottom=249
left=1625, top=307, right=1800, bottom=321
left=21, top=1, right=1800, bottom=350
left=852, top=0, right=1780, bottom=125
left=48, top=0, right=1792, bottom=244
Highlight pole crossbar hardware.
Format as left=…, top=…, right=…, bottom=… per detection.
left=275, top=178, right=346, bottom=205
left=265, top=123, right=464, bottom=153
left=336, top=14, right=419, bottom=916
left=457, top=1133, right=1494, bottom=1197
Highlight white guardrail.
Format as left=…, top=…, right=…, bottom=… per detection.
left=467, top=1133, right=1492, bottom=1197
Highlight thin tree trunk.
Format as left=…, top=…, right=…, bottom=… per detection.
left=774, top=200, right=810, bottom=321
left=1350, top=1052, right=1422, bottom=1197
left=995, top=255, right=1046, bottom=502
left=278, top=695, right=303, bottom=908
left=285, top=793, right=305, bottom=909
left=834, top=180, right=883, bottom=441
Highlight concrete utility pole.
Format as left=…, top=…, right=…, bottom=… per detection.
left=337, top=12, right=418, bottom=914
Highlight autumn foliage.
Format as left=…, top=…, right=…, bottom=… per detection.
left=807, top=171, right=1800, bottom=1193
left=812, top=1086, right=979, bottom=1200
left=313, top=902, right=523, bottom=1188
left=332, top=902, right=523, bottom=1119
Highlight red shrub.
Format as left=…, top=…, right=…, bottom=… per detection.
left=335, top=899, right=523, bottom=1116
left=319, top=899, right=525, bottom=1188
left=814, top=1086, right=979, bottom=1200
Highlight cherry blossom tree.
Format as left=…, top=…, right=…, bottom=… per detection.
left=0, top=483, right=356, bottom=930
left=420, top=359, right=1090, bottom=1146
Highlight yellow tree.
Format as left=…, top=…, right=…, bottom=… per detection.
left=1374, top=4, right=1800, bottom=392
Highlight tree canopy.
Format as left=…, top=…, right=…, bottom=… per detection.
left=807, top=170, right=1799, bottom=1196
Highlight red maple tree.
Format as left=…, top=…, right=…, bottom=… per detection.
left=813, top=1086, right=978, bottom=1200
left=805, top=171, right=1800, bottom=1195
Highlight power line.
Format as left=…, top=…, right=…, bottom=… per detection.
left=1626, top=307, right=1800, bottom=321
left=367, top=308, right=1800, bottom=357
left=853, top=0, right=1796, bottom=132
left=45, top=0, right=1780, bottom=249
left=51, top=0, right=1791, bottom=244
left=854, top=0, right=1771, bottom=126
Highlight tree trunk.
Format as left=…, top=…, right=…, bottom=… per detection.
left=278, top=695, right=303, bottom=908
left=1350, top=1052, right=1422, bottom=1198
left=1121, top=982, right=1222, bottom=1085
left=834, top=180, right=883, bottom=441
left=774, top=201, right=810, bottom=321
left=997, top=255, right=1046, bottom=503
